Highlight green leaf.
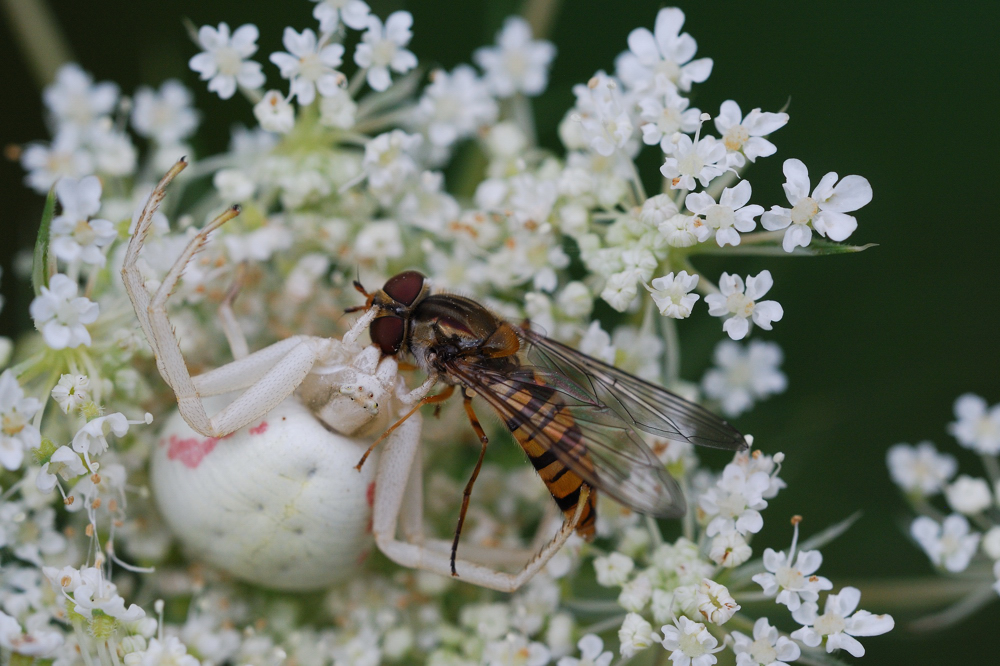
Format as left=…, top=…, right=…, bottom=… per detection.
left=695, top=238, right=878, bottom=257
left=31, top=188, right=57, bottom=296
left=800, top=511, right=862, bottom=551
left=797, top=647, right=854, bottom=666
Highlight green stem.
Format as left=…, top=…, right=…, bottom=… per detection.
left=520, top=0, right=563, bottom=39
left=0, top=0, right=72, bottom=88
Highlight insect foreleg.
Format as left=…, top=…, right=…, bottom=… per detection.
left=355, top=384, right=455, bottom=471
left=450, top=391, right=491, bottom=576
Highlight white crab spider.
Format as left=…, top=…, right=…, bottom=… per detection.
left=123, top=159, right=586, bottom=592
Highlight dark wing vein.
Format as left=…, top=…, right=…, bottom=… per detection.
left=445, top=359, right=687, bottom=518
left=519, top=327, right=748, bottom=450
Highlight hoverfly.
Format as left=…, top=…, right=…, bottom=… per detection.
left=350, top=271, right=747, bottom=574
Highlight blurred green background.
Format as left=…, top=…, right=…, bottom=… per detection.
left=1, top=0, right=998, bottom=662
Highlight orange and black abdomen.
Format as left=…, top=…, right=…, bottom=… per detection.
left=491, top=375, right=597, bottom=540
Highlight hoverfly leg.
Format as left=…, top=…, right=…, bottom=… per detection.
left=451, top=390, right=490, bottom=576
left=354, top=384, right=455, bottom=471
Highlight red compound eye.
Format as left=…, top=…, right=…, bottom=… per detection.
left=370, top=315, right=405, bottom=355
left=382, top=271, right=425, bottom=306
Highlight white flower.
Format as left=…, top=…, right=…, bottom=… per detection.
left=594, top=552, right=634, bottom=587
left=557, top=281, right=593, bottom=319
left=310, top=0, right=371, bottom=33
left=618, top=574, right=652, bottom=613
left=709, top=531, right=752, bottom=568
left=51, top=374, right=90, bottom=414
left=790, top=587, right=894, bottom=658
left=89, top=127, right=137, bottom=176
left=616, top=8, right=713, bottom=92
left=131, top=80, right=199, bottom=144
left=36, top=446, right=87, bottom=493
left=638, top=84, right=701, bottom=151
left=414, top=65, right=498, bottom=148
left=461, top=603, right=510, bottom=642
left=702, top=340, right=786, bottom=417
left=483, top=633, right=550, bottom=666
left=319, top=86, right=357, bottom=128
left=660, top=134, right=726, bottom=190
left=557, top=635, right=612, bottom=666
left=578, top=321, right=615, bottom=364
left=253, top=90, right=295, bottom=133
left=982, top=527, right=1000, bottom=560
left=72, top=567, right=145, bottom=622
left=600, top=270, right=640, bottom=312
left=945, top=475, right=993, bottom=515
left=189, top=23, right=265, bottom=99
left=752, top=537, right=832, bottom=612
left=731, top=617, right=801, bottom=666
left=659, top=213, right=710, bottom=247
left=700, top=462, right=770, bottom=536
left=213, top=169, right=256, bottom=202
left=0, top=610, right=63, bottom=657
left=124, top=637, right=199, bottom=666
left=0, top=370, right=41, bottom=471
left=659, top=616, right=721, bottom=666
left=50, top=176, right=116, bottom=266
left=695, top=579, right=739, bottom=625
left=20, top=128, right=94, bottom=193
left=947, top=393, right=1000, bottom=455
left=363, top=129, right=422, bottom=201
left=269, top=28, right=345, bottom=105
left=645, top=271, right=699, bottom=319
left=714, top=101, right=788, bottom=168
left=618, top=613, right=655, bottom=659
left=71, top=413, right=130, bottom=457
left=43, top=63, right=118, bottom=131
left=911, top=514, right=981, bottom=573
left=685, top=180, right=762, bottom=247
left=354, top=11, right=417, bottom=92
left=474, top=16, right=555, bottom=98
left=705, top=271, right=783, bottom=341
left=30, top=274, right=99, bottom=350
left=572, top=72, right=634, bottom=157
left=886, top=441, right=957, bottom=496
left=760, top=158, right=872, bottom=252
left=640, top=193, right=679, bottom=225
left=354, top=220, right=404, bottom=264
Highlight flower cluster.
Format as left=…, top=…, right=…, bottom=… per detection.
left=888, top=393, right=1000, bottom=624
left=3, top=3, right=890, bottom=665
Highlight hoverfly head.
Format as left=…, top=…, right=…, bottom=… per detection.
left=366, top=271, right=429, bottom=356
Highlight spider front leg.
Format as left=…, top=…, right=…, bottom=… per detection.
left=371, top=402, right=589, bottom=592
left=121, top=159, right=375, bottom=438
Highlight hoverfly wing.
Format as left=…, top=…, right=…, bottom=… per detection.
left=446, top=359, right=687, bottom=519
left=518, top=327, right=748, bottom=451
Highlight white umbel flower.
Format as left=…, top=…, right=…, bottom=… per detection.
left=189, top=23, right=266, bottom=99
left=43, top=63, right=118, bottom=131
left=414, top=65, right=498, bottom=148
left=700, top=462, right=770, bottom=536
left=310, top=0, right=371, bottom=33
left=29, top=274, right=99, bottom=349
left=886, top=441, right=957, bottom=496
left=618, top=613, right=655, bottom=659
left=50, top=176, right=116, bottom=266
left=638, top=83, right=701, bottom=151
left=645, top=271, right=699, bottom=319
left=760, top=158, right=872, bottom=252
left=573, top=72, right=634, bottom=157
left=660, top=134, right=726, bottom=190
left=51, top=374, right=90, bottom=414
left=253, top=90, right=295, bottom=133
left=270, top=28, right=345, bottom=105
left=557, top=634, right=612, bottom=666
left=354, top=11, right=418, bottom=92
left=752, top=525, right=833, bottom=611
left=911, top=514, right=981, bottom=572
left=594, top=552, right=634, bottom=587
left=0, top=370, right=42, bottom=471
left=131, top=80, right=199, bottom=144
left=483, top=633, right=550, bottom=666
left=705, top=271, right=783, bottom=341
left=659, top=616, right=722, bottom=666
left=616, top=8, right=713, bottom=92
left=790, top=587, right=894, bottom=658
left=36, top=445, right=87, bottom=493
left=947, top=393, right=1000, bottom=455
left=695, top=578, right=740, bottom=625
left=945, top=475, right=993, bottom=515
left=702, top=340, right=787, bottom=417
left=20, top=128, right=94, bottom=193
left=685, top=180, right=762, bottom=247
left=124, top=637, right=199, bottom=666
left=714, top=100, right=788, bottom=168
left=474, top=16, right=556, bottom=98
left=731, top=617, right=801, bottom=666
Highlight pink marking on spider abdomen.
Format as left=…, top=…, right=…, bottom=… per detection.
left=366, top=481, right=376, bottom=508
left=166, top=435, right=219, bottom=469
left=249, top=421, right=268, bottom=435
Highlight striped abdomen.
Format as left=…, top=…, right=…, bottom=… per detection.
left=492, top=375, right=597, bottom=540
